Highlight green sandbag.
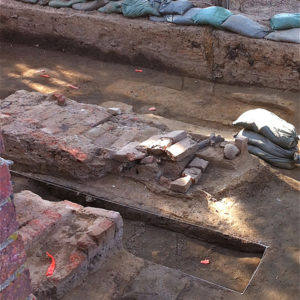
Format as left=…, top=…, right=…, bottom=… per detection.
left=192, top=6, right=232, bottom=27
left=248, top=145, right=296, bottom=169
left=270, top=13, right=300, bottom=30
left=122, top=0, right=160, bottom=18
left=49, top=0, right=86, bottom=8
left=99, top=1, right=122, bottom=13
left=233, top=108, right=299, bottom=149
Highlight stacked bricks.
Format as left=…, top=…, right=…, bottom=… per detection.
left=0, top=132, right=34, bottom=300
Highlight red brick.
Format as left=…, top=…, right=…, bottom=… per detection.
left=0, top=200, right=18, bottom=243
left=0, top=235, right=26, bottom=283
left=0, top=268, right=32, bottom=300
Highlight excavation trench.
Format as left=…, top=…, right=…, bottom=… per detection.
left=12, top=171, right=267, bottom=294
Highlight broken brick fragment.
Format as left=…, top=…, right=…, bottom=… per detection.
left=188, top=157, right=209, bottom=172
left=182, top=167, right=202, bottom=184
left=170, top=175, right=192, bottom=193
left=166, top=138, right=199, bottom=161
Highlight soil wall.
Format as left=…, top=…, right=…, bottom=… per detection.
left=0, top=0, right=299, bottom=90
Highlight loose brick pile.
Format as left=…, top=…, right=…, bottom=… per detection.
left=0, top=132, right=34, bottom=300
left=14, top=190, right=123, bottom=299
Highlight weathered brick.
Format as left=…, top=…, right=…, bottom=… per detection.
left=0, top=268, right=32, bottom=300
left=162, top=156, right=192, bottom=180
left=182, top=167, right=202, bottom=184
left=77, top=234, right=98, bottom=258
left=88, top=219, right=115, bottom=245
left=0, top=200, right=18, bottom=243
left=188, top=157, right=209, bottom=172
left=166, top=138, right=199, bottom=161
left=111, top=142, right=146, bottom=162
left=137, top=135, right=173, bottom=155
left=170, top=176, right=193, bottom=193
left=161, top=130, right=187, bottom=143
left=0, top=235, right=27, bottom=283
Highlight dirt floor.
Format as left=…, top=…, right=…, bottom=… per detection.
left=1, top=42, right=300, bottom=299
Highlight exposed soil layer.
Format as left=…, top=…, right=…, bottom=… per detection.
left=1, top=0, right=299, bottom=90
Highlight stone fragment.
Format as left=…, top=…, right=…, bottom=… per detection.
left=182, top=167, right=202, bottom=184
left=166, top=138, right=199, bottom=161
left=170, top=176, right=192, bottom=193
left=140, top=156, right=155, bottom=164
left=235, top=136, right=248, bottom=154
left=111, top=142, right=146, bottom=162
left=138, top=135, right=173, bottom=155
left=101, top=101, right=133, bottom=114
left=224, top=143, right=240, bottom=160
left=188, top=157, right=209, bottom=172
left=107, top=107, right=122, bottom=116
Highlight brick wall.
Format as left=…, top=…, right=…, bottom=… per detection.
left=0, top=132, right=33, bottom=300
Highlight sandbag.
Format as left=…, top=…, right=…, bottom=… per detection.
left=99, top=1, right=122, bottom=13
left=165, top=7, right=202, bottom=25
left=233, top=109, right=299, bottom=149
left=247, top=145, right=296, bottom=169
left=122, top=0, right=160, bottom=17
left=265, top=28, right=300, bottom=44
left=270, top=13, right=300, bottom=30
left=159, top=0, right=193, bottom=16
left=221, top=14, right=269, bottom=38
left=192, top=6, right=232, bottom=27
left=236, top=130, right=298, bottom=159
left=72, top=0, right=108, bottom=10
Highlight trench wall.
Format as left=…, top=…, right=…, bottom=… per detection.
left=0, top=0, right=299, bottom=90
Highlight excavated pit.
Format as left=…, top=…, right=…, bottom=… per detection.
left=12, top=172, right=266, bottom=294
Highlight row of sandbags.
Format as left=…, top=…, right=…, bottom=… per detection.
left=233, top=108, right=300, bottom=169
left=17, top=0, right=300, bottom=44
